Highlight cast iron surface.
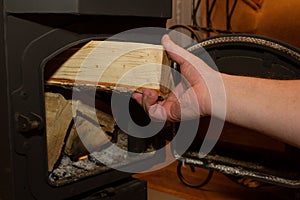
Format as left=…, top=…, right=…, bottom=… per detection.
left=0, top=0, right=170, bottom=198
left=5, top=0, right=172, bottom=18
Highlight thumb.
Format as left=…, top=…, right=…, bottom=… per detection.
left=161, top=34, right=193, bottom=69
left=148, top=87, right=200, bottom=122
left=148, top=101, right=180, bottom=122
left=142, top=89, right=158, bottom=112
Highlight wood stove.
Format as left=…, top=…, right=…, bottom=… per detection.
left=0, top=0, right=172, bottom=199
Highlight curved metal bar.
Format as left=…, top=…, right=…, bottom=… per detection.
left=177, top=161, right=214, bottom=188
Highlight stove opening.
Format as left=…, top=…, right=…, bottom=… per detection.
left=43, top=40, right=162, bottom=186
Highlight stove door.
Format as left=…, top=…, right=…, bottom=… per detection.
left=3, top=11, right=170, bottom=199
left=173, top=34, right=300, bottom=188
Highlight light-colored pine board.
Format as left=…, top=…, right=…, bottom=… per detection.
left=46, top=40, right=174, bottom=97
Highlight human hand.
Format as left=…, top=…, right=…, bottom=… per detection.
left=132, top=35, right=218, bottom=122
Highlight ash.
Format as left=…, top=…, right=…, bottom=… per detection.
left=49, top=131, right=155, bottom=184
left=90, top=145, right=127, bottom=166
left=49, top=156, right=99, bottom=182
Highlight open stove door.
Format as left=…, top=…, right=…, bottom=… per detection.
left=173, top=34, right=300, bottom=188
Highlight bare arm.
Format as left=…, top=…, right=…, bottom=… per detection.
left=223, top=74, right=300, bottom=147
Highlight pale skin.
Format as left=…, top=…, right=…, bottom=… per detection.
left=132, top=35, right=300, bottom=148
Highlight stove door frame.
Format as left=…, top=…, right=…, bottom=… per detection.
left=1, top=10, right=169, bottom=200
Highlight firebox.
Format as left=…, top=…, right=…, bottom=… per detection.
left=0, top=0, right=172, bottom=199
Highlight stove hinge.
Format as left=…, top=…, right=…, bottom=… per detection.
left=15, top=112, right=44, bottom=133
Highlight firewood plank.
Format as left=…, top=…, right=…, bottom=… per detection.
left=46, top=40, right=174, bottom=97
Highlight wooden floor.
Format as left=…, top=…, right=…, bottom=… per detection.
left=133, top=161, right=297, bottom=200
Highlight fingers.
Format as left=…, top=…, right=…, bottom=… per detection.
left=162, top=35, right=214, bottom=86
left=131, top=92, right=143, bottom=105
left=146, top=96, right=180, bottom=122
left=142, top=89, right=159, bottom=111
left=149, top=87, right=201, bottom=121
left=147, top=87, right=201, bottom=122
left=131, top=89, right=159, bottom=111
left=132, top=87, right=200, bottom=122
left=161, top=35, right=194, bottom=69
left=131, top=89, right=180, bottom=122
left=148, top=104, right=168, bottom=121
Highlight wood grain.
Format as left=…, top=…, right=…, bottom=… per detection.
left=46, top=40, right=174, bottom=97
left=64, top=101, right=114, bottom=159
left=45, top=92, right=115, bottom=171
left=45, top=92, right=72, bottom=171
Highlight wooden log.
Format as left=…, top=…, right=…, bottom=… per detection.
left=45, top=40, right=174, bottom=97
left=45, top=92, right=72, bottom=172
left=64, top=101, right=114, bottom=159
left=45, top=92, right=115, bottom=171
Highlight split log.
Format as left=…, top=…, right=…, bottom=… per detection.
left=45, top=40, right=174, bottom=97
left=45, top=92, right=115, bottom=171
left=45, top=92, right=72, bottom=172
left=64, top=101, right=114, bottom=159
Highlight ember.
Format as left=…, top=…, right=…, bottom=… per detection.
left=78, top=155, right=88, bottom=161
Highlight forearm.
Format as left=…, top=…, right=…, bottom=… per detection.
left=222, top=74, right=300, bottom=148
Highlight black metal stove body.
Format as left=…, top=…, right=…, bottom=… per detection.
left=0, top=1, right=171, bottom=199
